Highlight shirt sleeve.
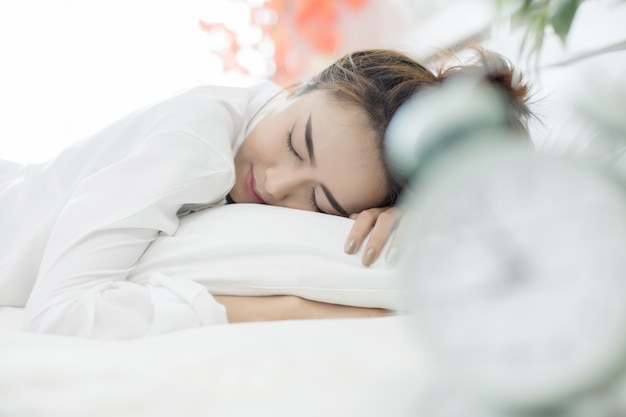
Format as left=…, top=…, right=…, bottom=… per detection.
left=22, top=128, right=232, bottom=339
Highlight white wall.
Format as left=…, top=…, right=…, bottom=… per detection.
left=0, top=0, right=257, bottom=164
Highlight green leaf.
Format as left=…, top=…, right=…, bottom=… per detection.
left=511, top=1, right=539, bottom=28
left=550, top=0, right=581, bottom=43
left=521, top=0, right=535, bottom=13
left=532, top=8, right=548, bottom=53
left=511, top=8, right=527, bottom=27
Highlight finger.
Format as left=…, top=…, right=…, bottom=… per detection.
left=361, top=208, right=400, bottom=267
left=344, top=208, right=386, bottom=255
left=384, top=212, right=409, bottom=264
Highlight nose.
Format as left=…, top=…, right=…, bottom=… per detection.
left=264, top=166, right=311, bottom=203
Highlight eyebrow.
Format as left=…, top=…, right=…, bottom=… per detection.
left=305, top=114, right=349, bottom=217
left=305, top=115, right=316, bottom=166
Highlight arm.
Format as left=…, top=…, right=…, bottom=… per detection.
left=214, top=295, right=390, bottom=323
left=23, top=131, right=233, bottom=339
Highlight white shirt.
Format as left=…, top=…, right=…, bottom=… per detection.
left=0, top=81, right=282, bottom=339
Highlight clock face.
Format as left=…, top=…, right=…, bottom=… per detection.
left=400, top=149, right=626, bottom=408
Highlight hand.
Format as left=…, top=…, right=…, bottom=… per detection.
left=344, top=206, right=403, bottom=267
left=214, top=295, right=390, bottom=323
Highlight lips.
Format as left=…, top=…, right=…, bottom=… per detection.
left=246, top=168, right=265, bottom=204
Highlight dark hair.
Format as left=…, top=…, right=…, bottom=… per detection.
left=292, top=48, right=533, bottom=207
left=435, top=48, right=533, bottom=136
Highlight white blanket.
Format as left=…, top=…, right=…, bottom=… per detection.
left=0, top=309, right=429, bottom=417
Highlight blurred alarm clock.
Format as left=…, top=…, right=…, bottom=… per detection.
left=386, top=77, right=626, bottom=413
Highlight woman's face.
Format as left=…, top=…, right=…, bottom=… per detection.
left=231, top=90, right=388, bottom=216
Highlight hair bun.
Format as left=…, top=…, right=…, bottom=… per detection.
left=436, top=49, right=533, bottom=134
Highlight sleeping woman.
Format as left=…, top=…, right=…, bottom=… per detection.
left=0, top=48, right=533, bottom=339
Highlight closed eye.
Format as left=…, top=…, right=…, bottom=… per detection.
left=309, top=186, right=323, bottom=213
left=285, top=128, right=302, bottom=161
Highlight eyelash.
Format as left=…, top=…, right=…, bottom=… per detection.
left=285, top=130, right=302, bottom=161
left=309, top=187, right=322, bottom=213
left=286, top=130, right=322, bottom=213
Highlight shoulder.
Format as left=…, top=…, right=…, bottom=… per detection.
left=169, top=81, right=282, bottom=108
left=142, top=81, right=281, bottom=127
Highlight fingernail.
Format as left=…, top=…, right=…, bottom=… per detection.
left=363, top=248, right=376, bottom=267
left=386, top=246, right=398, bottom=264
left=344, top=239, right=357, bottom=254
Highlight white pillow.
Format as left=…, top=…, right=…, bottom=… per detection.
left=129, top=204, right=399, bottom=309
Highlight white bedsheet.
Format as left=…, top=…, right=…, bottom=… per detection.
left=0, top=308, right=430, bottom=417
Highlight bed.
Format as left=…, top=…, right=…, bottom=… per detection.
left=0, top=310, right=429, bottom=417
left=0, top=204, right=432, bottom=417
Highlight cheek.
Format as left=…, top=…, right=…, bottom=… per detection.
left=247, top=121, right=282, bottom=154
left=248, top=137, right=277, bottom=163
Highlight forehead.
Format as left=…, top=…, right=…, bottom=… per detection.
left=298, top=91, right=389, bottom=213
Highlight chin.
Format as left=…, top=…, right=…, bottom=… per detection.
left=227, top=189, right=242, bottom=204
